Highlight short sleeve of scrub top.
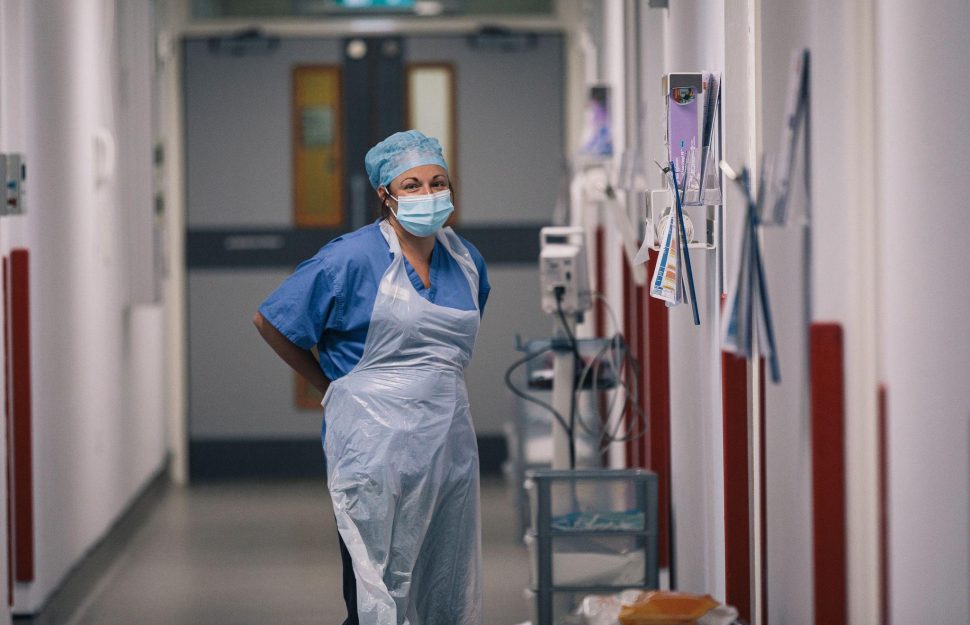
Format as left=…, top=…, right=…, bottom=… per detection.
left=258, top=221, right=490, bottom=385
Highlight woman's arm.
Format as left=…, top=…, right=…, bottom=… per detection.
left=252, top=311, right=331, bottom=396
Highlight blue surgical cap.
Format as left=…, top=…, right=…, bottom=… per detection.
left=364, top=130, right=448, bottom=190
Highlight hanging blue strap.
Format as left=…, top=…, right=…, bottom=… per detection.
left=741, top=169, right=781, bottom=383
left=670, top=161, right=701, bottom=326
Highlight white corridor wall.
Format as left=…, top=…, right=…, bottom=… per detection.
left=759, top=2, right=814, bottom=624
left=661, top=0, right=727, bottom=600
left=582, top=1, right=970, bottom=623
left=876, top=0, right=970, bottom=621
left=2, top=0, right=169, bottom=613
left=0, top=1, right=27, bottom=623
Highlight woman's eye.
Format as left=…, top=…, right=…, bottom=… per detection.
left=433, top=181, right=448, bottom=188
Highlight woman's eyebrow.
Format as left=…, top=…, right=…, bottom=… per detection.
left=399, top=174, right=447, bottom=186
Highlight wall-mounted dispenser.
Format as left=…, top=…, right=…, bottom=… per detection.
left=662, top=72, right=721, bottom=206
left=644, top=188, right=715, bottom=251
left=1, top=153, right=26, bottom=216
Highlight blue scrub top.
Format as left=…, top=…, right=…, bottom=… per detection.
left=259, top=220, right=490, bottom=383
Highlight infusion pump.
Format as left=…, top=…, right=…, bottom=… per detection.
left=539, top=227, right=592, bottom=316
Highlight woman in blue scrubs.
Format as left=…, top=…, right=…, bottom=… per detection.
left=253, top=130, right=489, bottom=625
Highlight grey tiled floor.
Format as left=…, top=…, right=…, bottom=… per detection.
left=68, top=478, right=531, bottom=625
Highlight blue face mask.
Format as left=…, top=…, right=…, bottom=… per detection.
left=388, top=189, right=455, bottom=237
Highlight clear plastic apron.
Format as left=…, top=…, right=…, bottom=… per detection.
left=322, top=221, right=483, bottom=625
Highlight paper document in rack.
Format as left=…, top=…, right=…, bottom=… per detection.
left=665, top=72, right=722, bottom=207
left=697, top=73, right=722, bottom=206
left=634, top=189, right=674, bottom=266
left=633, top=234, right=652, bottom=266
left=765, top=49, right=809, bottom=226
left=666, top=74, right=703, bottom=205
left=649, top=204, right=681, bottom=305
left=719, top=165, right=782, bottom=380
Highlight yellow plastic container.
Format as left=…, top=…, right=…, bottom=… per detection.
left=618, top=591, right=719, bottom=625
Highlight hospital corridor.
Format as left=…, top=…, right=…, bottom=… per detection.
left=0, top=1, right=968, bottom=624
left=35, top=479, right=531, bottom=625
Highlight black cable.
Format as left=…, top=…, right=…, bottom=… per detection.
left=511, top=289, right=652, bottom=469
left=553, top=290, right=580, bottom=467
left=570, top=332, right=650, bottom=448
left=571, top=336, right=615, bottom=441
left=572, top=334, right=620, bottom=439
left=553, top=290, right=580, bottom=469
left=502, top=347, right=573, bottom=440
left=553, top=288, right=584, bottom=363
left=605, top=347, right=650, bottom=444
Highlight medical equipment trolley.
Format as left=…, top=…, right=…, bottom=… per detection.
left=525, top=469, right=659, bottom=625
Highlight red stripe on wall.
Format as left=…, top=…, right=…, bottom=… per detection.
left=721, top=347, right=751, bottom=621
left=759, top=357, right=768, bottom=625
left=3, top=257, right=12, bottom=603
left=810, top=323, right=847, bottom=625
left=646, top=250, right=671, bottom=571
left=10, top=249, right=34, bottom=582
left=878, top=384, right=890, bottom=625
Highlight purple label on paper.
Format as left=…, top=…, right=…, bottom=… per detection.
left=668, top=95, right=699, bottom=191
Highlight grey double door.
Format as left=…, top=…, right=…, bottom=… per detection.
left=184, top=32, right=564, bottom=478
